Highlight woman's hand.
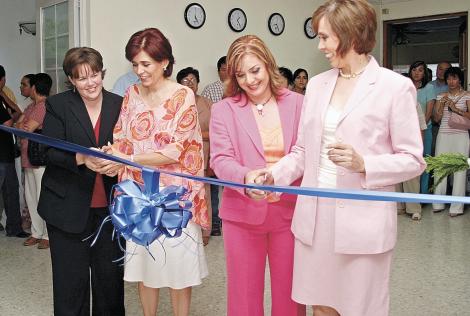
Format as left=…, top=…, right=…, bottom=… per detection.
left=102, top=142, right=131, bottom=161
left=327, top=142, right=365, bottom=173
left=96, top=161, right=123, bottom=177
left=244, top=168, right=273, bottom=200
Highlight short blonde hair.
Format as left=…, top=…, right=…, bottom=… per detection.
left=312, top=0, right=377, bottom=57
left=225, top=35, right=283, bottom=98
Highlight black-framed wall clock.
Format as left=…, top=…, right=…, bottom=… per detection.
left=184, top=3, right=206, bottom=29
left=304, top=17, right=317, bottom=39
left=228, top=8, right=247, bottom=32
left=268, top=13, right=285, bottom=36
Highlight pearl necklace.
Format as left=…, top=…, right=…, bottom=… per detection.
left=339, top=67, right=366, bottom=79
left=253, top=95, right=272, bottom=116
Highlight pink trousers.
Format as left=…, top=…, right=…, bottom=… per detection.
left=223, top=205, right=306, bottom=316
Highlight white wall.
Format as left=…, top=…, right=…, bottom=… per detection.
left=0, top=0, right=38, bottom=104
left=86, top=0, right=334, bottom=90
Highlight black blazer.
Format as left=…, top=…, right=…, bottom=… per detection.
left=38, top=89, right=123, bottom=233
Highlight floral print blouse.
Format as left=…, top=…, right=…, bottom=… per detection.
left=113, top=84, right=209, bottom=229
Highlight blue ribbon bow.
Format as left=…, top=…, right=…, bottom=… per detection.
left=109, top=167, right=193, bottom=247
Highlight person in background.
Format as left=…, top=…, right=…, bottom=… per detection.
left=0, top=82, right=28, bottom=239
left=0, top=65, right=23, bottom=120
left=177, top=66, right=213, bottom=246
left=112, top=70, right=140, bottom=96
left=292, top=68, right=308, bottom=95
left=248, top=1, right=425, bottom=314
left=38, top=47, right=125, bottom=316
left=106, top=28, right=208, bottom=316
left=430, top=62, right=451, bottom=95
left=0, top=65, right=27, bottom=238
left=210, top=34, right=305, bottom=316
left=19, top=74, right=35, bottom=110
left=432, top=67, right=470, bottom=217
left=396, top=101, right=427, bottom=220
left=17, top=73, right=52, bottom=249
left=17, top=74, right=36, bottom=229
left=408, top=60, right=435, bottom=194
left=201, top=56, right=228, bottom=236
left=279, top=66, right=294, bottom=89
left=202, top=56, right=227, bottom=103
left=429, top=61, right=451, bottom=156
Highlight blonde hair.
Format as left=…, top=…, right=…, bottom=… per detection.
left=312, top=0, right=376, bottom=57
left=225, top=35, right=283, bottom=98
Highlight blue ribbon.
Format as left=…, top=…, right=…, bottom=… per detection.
left=2, top=125, right=470, bottom=205
left=110, top=168, right=192, bottom=247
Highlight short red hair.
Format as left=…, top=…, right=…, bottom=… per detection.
left=312, top=0, right=377, bottom=57
left=125, top=28, right=175, bottom=77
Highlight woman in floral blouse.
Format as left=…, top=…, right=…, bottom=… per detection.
left=106, top=28, right=208, bottom=316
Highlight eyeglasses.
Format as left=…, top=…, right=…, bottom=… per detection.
left=181, top=77, right=197, bottom=85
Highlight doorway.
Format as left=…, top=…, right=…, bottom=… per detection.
left=383, top=12, right=468, bottom=86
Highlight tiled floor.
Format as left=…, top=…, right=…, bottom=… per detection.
left=0, top=206, right=469, bottom=315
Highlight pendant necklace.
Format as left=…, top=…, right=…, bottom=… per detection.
left=254, top=95, right=272, bottom=116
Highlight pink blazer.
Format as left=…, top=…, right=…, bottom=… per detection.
left=271, top=57, right=426, bottom=254
left=210, top=88, right=304, bottom=225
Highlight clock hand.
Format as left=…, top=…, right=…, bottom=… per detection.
left=237, top=17, right=241, bottom=27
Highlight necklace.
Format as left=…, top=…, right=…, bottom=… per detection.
left=448, top=88, right=463, bottom=98
left=339, top=67, right=366, bottom=79
left=253, top=95, right=272, bottom=116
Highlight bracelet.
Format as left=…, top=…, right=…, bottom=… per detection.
left=130, top=154, right=134, bottom=162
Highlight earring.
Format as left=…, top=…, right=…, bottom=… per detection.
left=163, top=66, right=167, bottom=71
left=73, top=86, right=76, bottom=93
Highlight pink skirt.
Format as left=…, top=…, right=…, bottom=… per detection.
left=292, top=198, right=393, bottom=316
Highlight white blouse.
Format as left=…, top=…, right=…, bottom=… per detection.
left=317, top=105, right=342, bottom=189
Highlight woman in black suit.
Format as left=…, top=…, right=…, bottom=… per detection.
left=38, top=47, right=125, bottom=316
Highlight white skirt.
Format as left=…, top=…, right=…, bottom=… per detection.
left=124, top=221, right=208, bottom=289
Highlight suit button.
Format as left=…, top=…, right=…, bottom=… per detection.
left=337, top=137, right=343, bottom=142
left=338, top=201, right=344, bottom=208
left=339, top=171, right=345, bottom=176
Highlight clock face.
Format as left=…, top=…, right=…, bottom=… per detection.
left=184, top=3, right=206, bottom=29
left=304, top=17, right=317, bottom=39
left=268, top=13, right=285, bottom=36
left=228, top=8, right=247, bottom=32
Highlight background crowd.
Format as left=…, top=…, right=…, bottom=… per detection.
left=1, top=0, right=469, bottom=315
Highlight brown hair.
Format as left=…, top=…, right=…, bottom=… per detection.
left=62, top=47, right=105, bottom=79
left=125, top=28, right=174, bottom=78
left=312, top=0, right=376, bottom=57
left=225, top=35, right=284, bottom=98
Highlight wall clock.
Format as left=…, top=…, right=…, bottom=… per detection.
left=304, top=17, right=317, bottom=39
left=184, top=3, right=206, bottom=29
left=268, top=13, right=285, bottom=36
left=228, top=8, right=247, bottom=32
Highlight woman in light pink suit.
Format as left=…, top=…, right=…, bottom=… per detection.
left=210, top=35, right=305, bottom=316
left=248, top=1, right=426, bottom=315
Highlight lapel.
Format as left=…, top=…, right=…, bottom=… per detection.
left=277, top=90, right=295, bottom=154
left=337, top=56, right=379, bottom=124
left=69, top=91, right=96, bottom=146
left=98, top=90, right=120, bottom=146
left=319, top=71, right=339, bottom=129
left=230, top=94, right=265, bottom=157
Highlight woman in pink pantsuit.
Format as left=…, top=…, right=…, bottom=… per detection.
left=248, top=1, right=426, bottom=315
left=210, top=35, right=305, bottom=316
